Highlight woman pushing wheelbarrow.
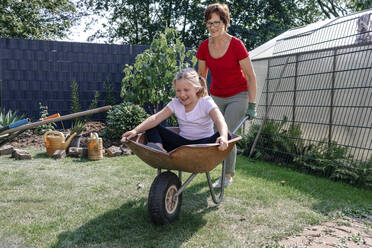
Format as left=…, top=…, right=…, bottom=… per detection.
left=122, top=68, right=252, bottom=224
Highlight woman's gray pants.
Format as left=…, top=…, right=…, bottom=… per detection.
left=212, top=91, right=249, bottom=176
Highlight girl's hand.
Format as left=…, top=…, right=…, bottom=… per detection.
left=216, top=136, right=228, bottom=151
left=121, top=130, right=138, bottom=143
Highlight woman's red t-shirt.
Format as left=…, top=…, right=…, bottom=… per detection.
left=196, top=36, right=249, bottom=97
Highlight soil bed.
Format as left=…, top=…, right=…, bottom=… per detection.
left=8, top=121, right=121, bottom=149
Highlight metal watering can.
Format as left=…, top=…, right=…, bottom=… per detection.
left=44, top=131, right=77, bottom=156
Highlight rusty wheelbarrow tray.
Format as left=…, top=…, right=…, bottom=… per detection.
left=124, top=115, right=249, bottom=225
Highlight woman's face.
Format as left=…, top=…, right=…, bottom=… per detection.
left=206, top=12, right=226, bottom=38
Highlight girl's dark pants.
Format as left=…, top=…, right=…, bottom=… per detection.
left=145, top=125, right=228, bottom=152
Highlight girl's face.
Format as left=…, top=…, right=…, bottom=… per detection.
left=206, top=12, right=226, bottom=38
left=175, top=79, right=200, bottom=107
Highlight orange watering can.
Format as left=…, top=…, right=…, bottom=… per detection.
left=88, top=132, right=103, bottom=160
left=44, top=131, right=76, bottom=156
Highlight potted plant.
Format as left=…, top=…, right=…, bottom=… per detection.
left=68, top=119, right=85, bottom=148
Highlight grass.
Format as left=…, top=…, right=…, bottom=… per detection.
left=0, top=148, right=371, bottom=248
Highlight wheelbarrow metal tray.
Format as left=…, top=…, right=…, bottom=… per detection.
left=126, top=133, right=241, bottom=173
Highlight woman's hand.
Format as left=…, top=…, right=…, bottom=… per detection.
left=246, top=102, right=256, bottom=119
left=121, top=129, right=137, bottom=143
left=216, top=136, right=228, bottom=151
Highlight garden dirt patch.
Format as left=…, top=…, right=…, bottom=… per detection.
left=8, top=121, right=121, bottom=149
left=279, top=216, right=372, bottom=247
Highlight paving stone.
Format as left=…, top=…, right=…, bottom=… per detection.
left=53, top=149, right=66, bottom=159
left=0, top=145, right=14, bottom=155
left=11, top=149, right=31, bottom=160
left=106, top=146, right=122, bottom=157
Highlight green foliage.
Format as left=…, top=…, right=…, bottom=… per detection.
left=239, top=116, right=372, bottom=189
left=0, top=0, right=78, bottom=39
left=85, top=91, right=100, bottom=121
left=70, top=119, right=85, bottom=136
left=88, top=91, right=99, bottom=110
left=34, top=103, right=56, bottom=135
left=295, top=141, right=372, bottom=187
left=102, top=102, right=149, bottom=140
left=71, top=80, right=81, bottom=114
left=121, top=28, right=196, bottom=114
left=238, top=116, right=305, bottom=162
left=294, top=140, right=351, bottom=177
left=104, top=77, right=116, bottom=106
left=347, top=0, right=372, bottom=10
left=80, top=0, right=206, bottom=47
left=80, top=0, right=368, bottom=48
left=0, top=108, right=25, bottom=128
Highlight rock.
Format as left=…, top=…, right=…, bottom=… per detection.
left=0, top=145, right=14, bottom=155
left=106, top=146, right=122, bottom=157
left=82, top=147, right=88, bottom=158
left=53, top=149, right=66, bottom=159
left=121, top=146, right=133, bottom=155
left=68, top=147, right=88, bottom=158
left=68, top=147, right=84, bottom=158
left=11, top=149, right=31, bottom=160
left=137, top=183, right=144, bottom=190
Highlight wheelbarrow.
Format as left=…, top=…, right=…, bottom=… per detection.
left=124, top=115, right=250, bottom=225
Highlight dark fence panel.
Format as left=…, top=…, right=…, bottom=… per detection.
left=0, top=38, right=148, bottom=123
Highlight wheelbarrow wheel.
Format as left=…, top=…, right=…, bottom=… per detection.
left=148, top=171, right=182, bottom=225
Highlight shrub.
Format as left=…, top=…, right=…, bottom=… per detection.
left=121, top=28, right=196, bottom=114
left=34, top=103, right=56, bottom=134
left=293, top=140, right=372, bottom=187
left=70, top=119, right=86, bottom=136
left=85, top=91, right=100, bottom=121
left=102, top=102, right=149, bottom=140
left=294, top=139, right=351, bottom=177
left=238, top=116, right=304, bottom=162
left=71, top=80, right=81, bottom=114
left=0, top=108, right=25, bottom=128
left=104, top=77, right=116, bottom=106
left=238, top=116, right=372, bottom=188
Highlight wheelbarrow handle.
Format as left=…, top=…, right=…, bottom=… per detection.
left=207, top=115, right=251, bottom=204
left=232, top=115, right=251, bottom=134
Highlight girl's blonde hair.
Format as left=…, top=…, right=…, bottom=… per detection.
left=173, top=68, right=208, bottom=97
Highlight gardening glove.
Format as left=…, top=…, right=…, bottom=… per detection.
left=246, top=102, right=256, bottom=120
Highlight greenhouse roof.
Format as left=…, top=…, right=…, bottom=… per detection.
left=250, top=9, right=372, bottom=60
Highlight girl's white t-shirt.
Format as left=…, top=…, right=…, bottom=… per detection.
left=166, top=96, right=218, bottom=140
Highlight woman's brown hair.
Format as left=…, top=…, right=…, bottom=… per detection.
left=204, top=3, right=230, bottom=30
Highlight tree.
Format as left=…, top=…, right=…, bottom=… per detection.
left=228, top=0, right=323, bottom=49
left=121, top=28, right=196, bottom=114
left=81, top=0, right=371, bottom=49
left=312, top=0, right=372, bottom=18
left=80, top=0, right=325, bottom=48
left=0, top=0, right=77, bottom=39
left=81, top=0, right=207, bottom=46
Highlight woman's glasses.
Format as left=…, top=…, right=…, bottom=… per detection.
left=206, top=20, right=222, bottom=28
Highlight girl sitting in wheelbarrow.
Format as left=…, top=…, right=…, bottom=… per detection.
left=121, top=67, right=229, bottom=154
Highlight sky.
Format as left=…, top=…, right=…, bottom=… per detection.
left=63, top=15, right=106, bottom=43
left=61, top=0, right=109, bottom=43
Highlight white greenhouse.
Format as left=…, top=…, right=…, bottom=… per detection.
left=249, top=9, right=372, bottom=164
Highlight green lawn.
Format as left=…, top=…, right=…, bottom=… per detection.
left=0, top=148, right=371, bottom=248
